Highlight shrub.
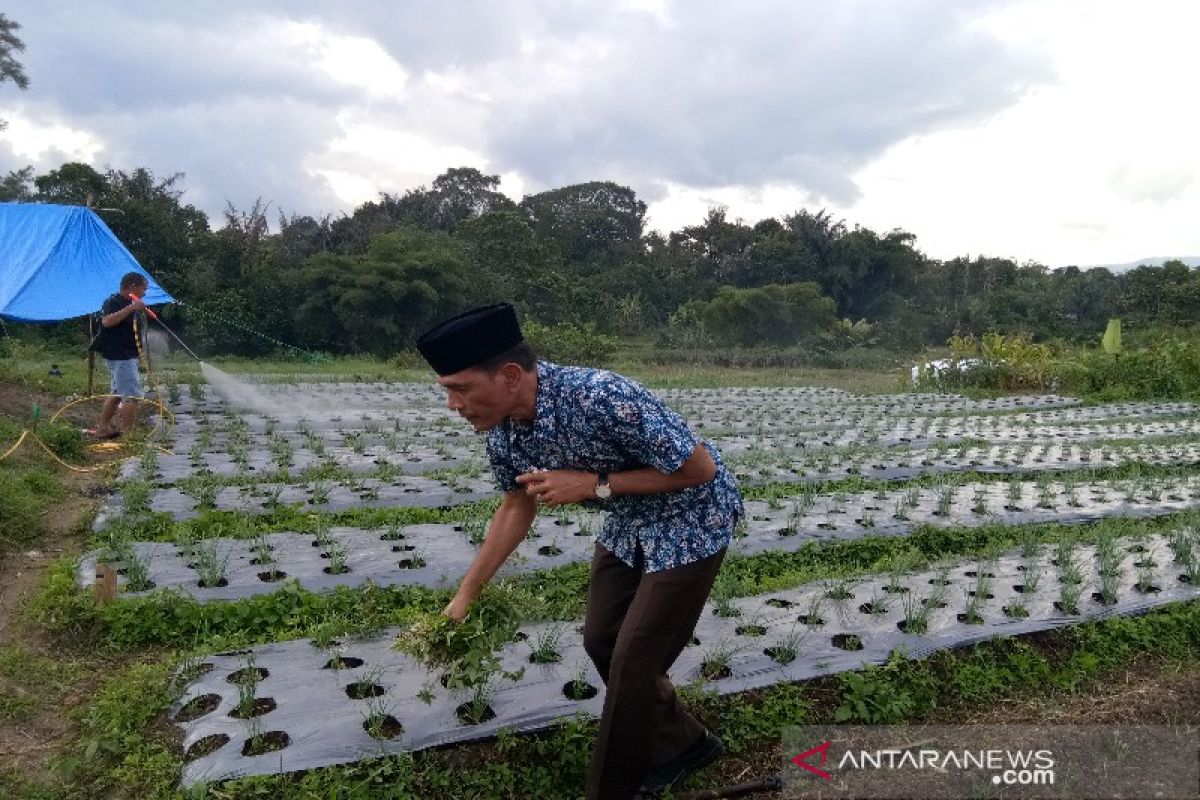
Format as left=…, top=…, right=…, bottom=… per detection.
left=36, top=421, right=85, bottom=462
left=522, top=321, right=615, bottom=366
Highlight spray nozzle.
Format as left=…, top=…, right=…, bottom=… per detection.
left=129, top=293, right=158, bottom=320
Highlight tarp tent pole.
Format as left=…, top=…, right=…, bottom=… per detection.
left=87, top=315, right=95, bottom=395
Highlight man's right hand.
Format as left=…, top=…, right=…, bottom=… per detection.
left=443, top=587, right=477, bottom=623
left=128, top=297, right=146, bottom=311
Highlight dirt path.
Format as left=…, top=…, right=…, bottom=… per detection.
left=0, top=381, right=116, bottom=777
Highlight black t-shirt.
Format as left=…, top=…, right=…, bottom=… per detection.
left=92, top=293, right=145, bottom=360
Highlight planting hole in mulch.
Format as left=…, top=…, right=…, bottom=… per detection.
left=228, top=697, right=277, bottom=719
left=797, top=615, right=825, bottom=626
left=688, top=636, right=701, bottom=647
left=180, top=662, right=214, bottom=681
left=226, top=667, right=269, bottom=684
left=881, top=585, right=910, bottom=594
left=1054, top=601, right=1080, bottom=615
left=1135, top=584, right=1162, bottom=594
left=1002, top=604, right=1030, bottom=619
left=928, top=577, right=954, bottom=586
left=323, top=566, right=351, bottom=574
left=529, top=650, right=562, bottom=664
left=968, top=591, right=995, bottom=599
left=736, top=624, right=768, bottom=637
left=174, top=693, right=220, bottom=722
left=921, top=598, right=948, bottom=609
left=764, top=646, right=796, bottom=665
left=398, top=557, right=426, bottom=569
left=701, top=661, right=732, bottom=680
left=391, top=544, right=415, bottom=552
left=831, top=634, right=864, bottom=651
left=957, top=612, right=984, bottom=625
left=214, top=649, right=251, bottom=657
left=456, top=702, right=496, bottom=725
left=765, top=598, right=794, bottom=608
left=322, top=656, right=364, bottom=670
left=825, top=587, right=854, bottom=600
left=896, top=619, right=927, bottom=634
left=346, top=681, right=385, bottom=699
left=364, top=714, right=404, bottom=740
left=241, top=730, right=290, bottom=757
left=563, top=680, right=598, bottom=700
left=122, top=580, right=156, bottom=591
left=538, top=545, right=563, bottom=556
left=858, top=602, right=887, bottom=615
left=199, top=578, right=229, bottom=588
left=185, top=733, right=230, bottom=762
left=257, top=570, right=287, bottom=582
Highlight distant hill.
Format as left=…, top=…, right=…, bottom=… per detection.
left=1079, top=256, right=1200, bottom=272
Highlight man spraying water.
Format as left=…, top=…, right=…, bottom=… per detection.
left=88, top=271, right=150, bottom=439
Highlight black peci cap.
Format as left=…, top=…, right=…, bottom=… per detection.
left=416, top=303, right=524, bottom=375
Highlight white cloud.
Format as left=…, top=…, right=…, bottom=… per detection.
left=2, top=0, right=1196, bottom=264
left=836, top=0, right=1200, bottom=265
left=0, top=108, right=104, bottom=162
left=278, top=21, right=410, bottom=101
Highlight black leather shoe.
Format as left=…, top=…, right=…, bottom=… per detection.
left=639, top=730, right=725, bottom=795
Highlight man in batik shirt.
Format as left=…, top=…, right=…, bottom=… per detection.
left=416, top=303, right=743, bottom=800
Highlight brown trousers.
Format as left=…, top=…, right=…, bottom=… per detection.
left=582, top=542, right=727, bottom=800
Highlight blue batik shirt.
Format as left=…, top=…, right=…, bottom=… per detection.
left=486, top=361, right=743, bottom=572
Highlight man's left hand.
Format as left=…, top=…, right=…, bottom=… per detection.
left=515, top=470, right=598, bottom=505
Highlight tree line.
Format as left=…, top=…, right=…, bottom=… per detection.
left=2, top=162, right=1196, bottom=358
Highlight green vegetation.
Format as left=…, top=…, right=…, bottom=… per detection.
left=3, top=160, right=1198, bottom=374
left=6, top=595, right=1195, bottom=800
left=920, top=330, right=1200, bottom=401
left=0, top=462, right=65, bottom=551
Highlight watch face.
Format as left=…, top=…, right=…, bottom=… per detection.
left=595, top=484, right=612, bottom=499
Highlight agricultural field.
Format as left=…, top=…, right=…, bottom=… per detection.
left=2, top=365, right=1199, bottom=799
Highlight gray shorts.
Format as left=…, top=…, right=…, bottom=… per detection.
left=105, top=358, right=144, bottom=400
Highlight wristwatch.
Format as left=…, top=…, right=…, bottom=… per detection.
left=594, top=472, right=612, bottom=500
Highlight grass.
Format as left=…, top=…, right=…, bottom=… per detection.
left=6, top=352, right=1200, bottom=799
left=0, top=462, right=65, bottom=552
left=9, top=598, right=1190, bottom=800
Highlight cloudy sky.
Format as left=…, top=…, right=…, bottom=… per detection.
left=1, top=0, right=1196, bottom=267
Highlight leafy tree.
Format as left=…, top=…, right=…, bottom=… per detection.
left=668, top=207, right=754, bottom=286
left=33, top=162, right=108, bottom=205
left=455, top=210, right=563, bottom=319
left=519, top=181, right=646, bottom=264
left=0, top=13, right=28, bottom=90
left=277, top=212, right=334, bottom=267
left=0, top=13, right=28, bottom=131
left=423, top=167, right=516, bottom=232
left=0, top=165, right=33, bottom=200
left=683, top=282, right=838, bottom=347
left=291, top=228, right=481, bottom=355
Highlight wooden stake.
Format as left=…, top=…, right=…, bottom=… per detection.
left=94, top=563, right=117, bottom=605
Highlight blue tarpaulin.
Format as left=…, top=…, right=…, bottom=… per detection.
left=0, top=203, right=174, bottom=322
